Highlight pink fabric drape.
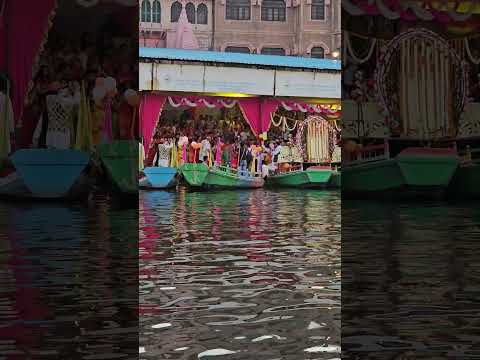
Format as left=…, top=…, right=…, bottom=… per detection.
left=238, top=98, right=279, bottom=135
left=140, top=94, right=166, bottom=154
left=7, top=0, right=56, bottom=125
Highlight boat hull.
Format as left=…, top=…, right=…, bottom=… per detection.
left=141, top=167, right=177, bottom=189
left=205, top=168, right=264, bottom=189
left=179, top=163, right=209, bottom=187
left=267, top=168, right=332, bottom=188
left=98, top=140, right=138, bottom=194
left=342, top=158, right=404, bottom=195
left=396, top=148, right=459, bottom=188
left=448, top=163, right=480, bottom=199
left=343, top=148, right=460, bottom=199
left=9, top=149, right=90, bottom=198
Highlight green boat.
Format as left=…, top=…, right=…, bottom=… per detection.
left=179, top=163, right=209, bottom=187
left=342, top=146, right=460, bottom=198
left=396, top=148, right=459, bottom=188
left=267, top=166, right=333, bottom=188
left=97, top=140, right=138, bottom=194
left=179, top=163, right=264, bottom=189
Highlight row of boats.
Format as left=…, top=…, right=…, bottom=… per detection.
left=0, top=140, right=138, bottom=200
left=342, top=143, right=480, bottom=200
left=139, top=163, right=341, bottom=190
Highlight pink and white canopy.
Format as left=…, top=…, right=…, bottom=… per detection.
left=140, top=94, right=342, bottom=155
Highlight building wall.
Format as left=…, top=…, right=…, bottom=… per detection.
left=139, top=0, right=340, bottom=58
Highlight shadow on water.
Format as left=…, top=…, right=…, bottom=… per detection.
left=342, top=200, right=480, bottom=359
left=0, top=195, right=138, bottom=359
left=139, top=188, right=341, bottom=359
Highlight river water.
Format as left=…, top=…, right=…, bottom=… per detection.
left=0, top=194, right=138, bottom=359
left=139, top=188, right=341, bottom=359
left=342, top=200, right=480, bottom=359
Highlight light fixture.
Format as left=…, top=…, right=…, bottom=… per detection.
left=331, top=50, right=340, bottom=58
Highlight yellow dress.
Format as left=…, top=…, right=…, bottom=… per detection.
left=92, top=106, right=105, bottom=145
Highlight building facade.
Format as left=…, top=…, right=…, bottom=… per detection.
left=139, top=0, right=340, bottom=58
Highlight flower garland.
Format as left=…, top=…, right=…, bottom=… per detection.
left=167, top=96, right=238, bottom=109
left=279, top=101, right=341, bottom=116
left=343, top=0, right=478, bottom=23
left=270, top=114, right=298, bottom=132
left=374, top=28, right=468, bottom=134
left=464, top=37, right=480, bottom=64
left=295, top=115, right=338, bottom=162
left=345, top=31, right=377, bottom=64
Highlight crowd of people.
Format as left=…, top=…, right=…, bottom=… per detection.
left=17, top=31, right=138, bottom=150
left=149, top=112, right=304, bottom=178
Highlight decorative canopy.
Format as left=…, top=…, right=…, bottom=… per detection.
left=140, top=94, right=341, bottom=156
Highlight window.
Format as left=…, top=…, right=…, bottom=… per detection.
left=152, top=0, right=161, bottom=23
left=261, top=0, right=286, bottom=22
left=171, top=1, right=182, bottom=22
left=141, top=0, right=151, bottom=22
left=311, top=0, right=325, bottom=20
left=226, top=0, right=251, bottom=20
left=197, top=3, right=208, bottom=24
left=261, top=47, right=285, bottom=56
left=311, top=47, right=324, bottom=58
left=225, top=46, right=251, bottom=54
left=186, top=2, right=196, bottom=23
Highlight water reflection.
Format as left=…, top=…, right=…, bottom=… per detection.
left=342, top=200, right=480, bottom=359
left=139, top=188, right=341, bottom=359
left=0, top=196, right=138, bottom=359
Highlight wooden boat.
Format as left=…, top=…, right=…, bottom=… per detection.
left=266, top=165, right=333, bottom=188
left=0, top=170, right=29, bottom=198
left=396, top=147, right=459, bottom=189
left=9, top=149, right=90, bottom=199
left=179, top=163, right=264, bottom=189
left=140, top=167, right=177, bottom=189
left=342, top=143, right=459, bottom=198
left=179, top=163, right=209, bottom=187
left=97, top=140, right=138, bottom=194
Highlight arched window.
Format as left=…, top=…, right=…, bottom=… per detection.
left=186, top=2, right=196, bottom=23
left=197, top=3, right=208, bottom=24
left=311, top=47, right=324, bottom=58
left=311, top=0, right=325, bottom=20
left=261, top=0, right=286, bottom=21
left=261, top=47, right=285, bottom=56
left=171, top=1, right=182, bottom=22
left=141, top=0, right=151, bottom=22
left=152, top=0, right=161, bottom=23
left=225, top=46, right=250, bottom=54
left=226, top=0, right=251, bottom=20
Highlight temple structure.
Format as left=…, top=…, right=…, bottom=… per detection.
left=139, top=0, right=341, bottom=59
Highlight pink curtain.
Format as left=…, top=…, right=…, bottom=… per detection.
left=140, top=94, right=166, bottom=154
left=7, top=0, right=56, bottom=125
left=238, top=98, right=279, bottom=135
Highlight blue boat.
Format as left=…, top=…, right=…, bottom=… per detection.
left=10, top=149, right=90, bottom=198
left=141, top=167, right=177, bottom=189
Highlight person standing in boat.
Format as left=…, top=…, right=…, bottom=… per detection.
left=199, top=134, right=212, bottom=166
left=238, top=142, right=249, bottom=176
left=153, top=138, right=173, bottom=167
left=33, top=80, right=81, bottom=149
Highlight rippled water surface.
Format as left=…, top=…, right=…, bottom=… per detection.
left=0, top=195, right=138, bottom=359
left=342, top=200, right=480, bottom=359
left=140, top=188, right=341, bottom=359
